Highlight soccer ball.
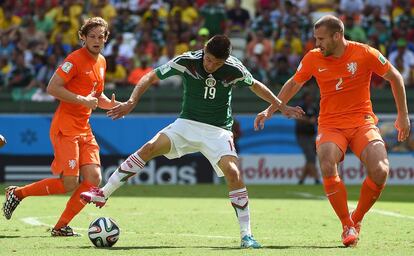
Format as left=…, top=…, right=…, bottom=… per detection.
left=88, top=217, right=120, bottom=247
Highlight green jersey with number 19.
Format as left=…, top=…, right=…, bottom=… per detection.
left=155, top=50, right=254, bottom=130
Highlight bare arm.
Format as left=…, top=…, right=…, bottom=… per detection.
left=107, top=70, right=160, bottom=119
left=98, top=93, right=120, bottom=110
left=276, top=76, right=304, bottom=104
left=46, top=73, right=98, bottom=109
left=249, top=79, right=284, bottom=113
left=382, top=65, right=411, bottom=141
left=250, top=79, right=305, bottom=130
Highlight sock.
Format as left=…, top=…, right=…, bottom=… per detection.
left=323, top=176, right=353, bottom=228
left=54, top=180, right=95, bottom=229
left=229, top=187, right=251, bottom=238
left=14, top=178, right=66, bottom=200
left=352, top=177, right=384, bottom=224
left=102, top=152, right=145, bottom=198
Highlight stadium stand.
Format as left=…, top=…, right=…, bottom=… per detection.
left=0, top=0, right=413, bottom=113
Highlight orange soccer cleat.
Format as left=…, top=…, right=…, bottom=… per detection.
left=342, top=226, right=359, bottom=247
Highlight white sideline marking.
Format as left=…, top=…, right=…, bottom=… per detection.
left=20, top=216, right=88, bottom=231
left=291, top=192, right=414, bottom=220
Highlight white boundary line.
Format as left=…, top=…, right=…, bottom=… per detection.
left=290, top=191, right=414, bottom=220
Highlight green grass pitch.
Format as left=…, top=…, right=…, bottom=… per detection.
left=0, top=184, right=413, bottom=256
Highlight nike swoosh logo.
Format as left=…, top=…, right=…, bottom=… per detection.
left=318, top=68, right=327, bottom=72
left=326, top=191, right=338, bottom=197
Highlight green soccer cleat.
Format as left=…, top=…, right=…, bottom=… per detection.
left=240, top=235, right=262, bottom=249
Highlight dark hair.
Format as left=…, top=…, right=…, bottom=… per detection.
left=205, top=35, right=232, bottom=60
left=314, top=15, right=344, bottom=34
left=79, top=17, right=109, bottom=37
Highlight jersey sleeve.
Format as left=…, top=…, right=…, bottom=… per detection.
left=227, top=57, right=254, bottom=87
left=56, top=56, right=78, bottom=83
left=365, top=46, right=390, bottom=76
left=155, top=55, right=187, bottom=80
left=293, top=52, right=314, bottom=84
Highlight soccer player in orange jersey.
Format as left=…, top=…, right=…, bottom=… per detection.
left=2, top=17, right=119, bottom=236
left=277, top=15, right=411, bottom=247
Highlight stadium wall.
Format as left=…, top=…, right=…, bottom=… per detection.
left=0, top=114, right=412, bottom=185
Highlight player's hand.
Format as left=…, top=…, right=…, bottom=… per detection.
left=254, top=108, right=273, bottom=131
left=107, top=99, right=136, bottom=120
left=280, top=105, right=305, bottom=119
left=395, top=114, right=411, bottom=142
left=83, top=92, right=98, bottom=110
left=110, top=93, right=119, bottom=108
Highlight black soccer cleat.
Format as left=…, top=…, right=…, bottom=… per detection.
left=3, top=186, right=21, bottom=220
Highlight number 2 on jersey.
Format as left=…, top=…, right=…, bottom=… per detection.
left=203, top=86, right=216, bottom=99
left=335, top=77, right=343, bottom=91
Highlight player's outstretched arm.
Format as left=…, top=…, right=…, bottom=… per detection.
left=98, top=93, right=120, bottom=110
left=250, top=79, right=304, bottom=130
left=277, top=77, right=303, bottom=104
left=382, top=65, right=411, bottom=141
left=107, top=70, right=159, bottom=120
left=47, top=73, right=98, bottom=110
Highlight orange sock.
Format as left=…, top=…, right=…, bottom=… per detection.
left=54, top=180, right=94, bottom=229
left=14, top=178, right=66, bottom=200
left=323, top=176, right=353, bottom=227
left=352, top=177, right=384, bottom=224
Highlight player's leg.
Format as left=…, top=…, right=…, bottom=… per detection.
left=350, top=125, right=388, bottom=233
left=2, top=132, right=74, bottom=220
left=81, top=132, right=171, bottom=205
left=318, top=142, right=358, bottom=246
left=52, top=165, right=101, bottom=235
left=218, top=155, right=261, bottom=249
left=316, top=127, right=357, bottom=246
left=52, top=134, right=101, bottom=236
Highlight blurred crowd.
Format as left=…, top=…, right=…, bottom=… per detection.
left=0, top=0, right=413, bottom=101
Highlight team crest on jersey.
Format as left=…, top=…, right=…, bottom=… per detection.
left=61, top=62, right=73, bottom=73
left=206, top=74, right=216, bottom=87
left=68, top=159, right=76, bottom=169
left=347, top=62, right=357, bottom=75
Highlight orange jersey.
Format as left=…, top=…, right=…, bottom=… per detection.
left=293, top=41, right=390, bottom=129
left=51, top=47, right=106, bottom=136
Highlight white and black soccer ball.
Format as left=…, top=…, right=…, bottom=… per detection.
left=88, top=217, right=120, bottom=247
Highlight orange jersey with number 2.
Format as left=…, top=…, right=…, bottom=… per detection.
left=51, top=47, right=106, bottom=136
left=293, top=41, right=390, bottom=129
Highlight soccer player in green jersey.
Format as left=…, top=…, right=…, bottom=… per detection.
left=81, top=35, right=304, bottom=248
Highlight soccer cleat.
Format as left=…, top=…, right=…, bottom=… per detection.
left=350, top=211, right=362, bottom=234
left=3, top=186, right=21, bottom=220
left=240, top=235, right=262, bottom=249
left=342, top=226, right=358, bottom=247
left=80, top=187, right=106, bottom=208
left=51, top=226, right=81, bottom=237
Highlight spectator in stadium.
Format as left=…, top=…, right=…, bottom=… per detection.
left=3, top=17, right=120, bottom=237
left=227, top=0, right=251, bottom=34
left=80, top=35, right=305, bottom=249
left=295, top=90, right=320, bottom=185
left=276, top=15, right=410, bottom=247
left=199, top=0, right=227, bottom=36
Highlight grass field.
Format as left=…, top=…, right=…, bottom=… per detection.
left=0, top=184, right=413, bottom=256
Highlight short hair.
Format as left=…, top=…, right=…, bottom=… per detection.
left=79, top=17, right=109, bottom=37
left=314, top=15, right=344, bottom=34
left=205, top=35, right=232, bottom=60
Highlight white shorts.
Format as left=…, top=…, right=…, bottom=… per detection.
left=159, top=118, right=237, bottom=177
